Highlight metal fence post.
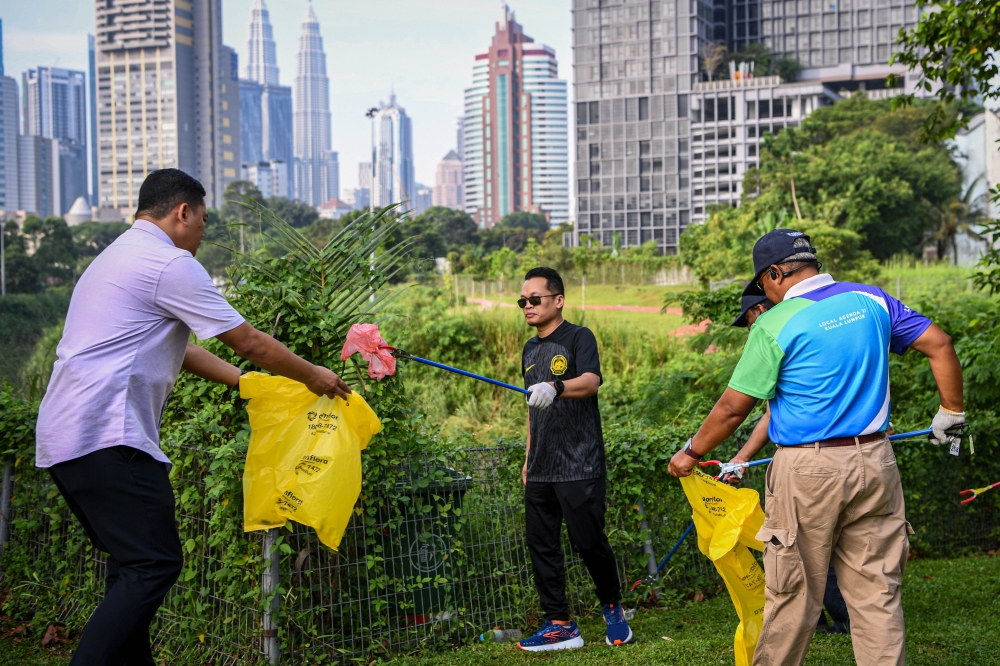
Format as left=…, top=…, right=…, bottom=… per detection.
left=0, top=456, right=14, bottom=557
left=262, top=528, right=281, bottom=665
left=636, top=500, right=660, bottom=598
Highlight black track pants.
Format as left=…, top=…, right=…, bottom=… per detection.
left=524, top=477, right=621, bottom=621
left=48, top=446, right=183, bottom=666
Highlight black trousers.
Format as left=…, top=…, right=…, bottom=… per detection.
left=524, top=477, right=621, bottom=621
left=48, top=446, right=183, bottom=666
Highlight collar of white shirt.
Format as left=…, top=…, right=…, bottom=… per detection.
left=784, top=273, right=835, bottom=300
left=132, top=219, right=176, bottom=247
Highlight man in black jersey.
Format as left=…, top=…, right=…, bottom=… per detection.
left=514, top=267, right=633, bottom=652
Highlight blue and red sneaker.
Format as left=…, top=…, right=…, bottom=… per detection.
left=602, top=602, right=633, bottom=646
left=516, top=620, right=584, bottom=652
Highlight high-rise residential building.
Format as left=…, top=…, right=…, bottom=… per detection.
left=371, top=92, right=415, bottom=210
left=88, top=35, right=99, bottom=204
left=358, top=161, right=372, bottom=189
left=243, top=159, right=289, bottom=199
left=0, top=66, right=20, bottom=212
left=294, top=3, right=332, bottom=206
left=413, top=183, right=433, bottom=214
left=18, top=135, right=61, bottom=218
left=92, top=0, right=239, bottom=214
left=571, top=0, right=924, bottom=252
left=463, top=4, right=569, bottom=228
left=433, top=150, right=463, bottom=209
left=22, top=67, right=89, bottom=215
left=240, top=0, right=293, bottom=196
left=219, top=46, right=242, bottom=192
left=321, top=150, right=339, bottom=204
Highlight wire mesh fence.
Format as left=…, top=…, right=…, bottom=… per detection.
left=2, top=442, right=996, bottom=664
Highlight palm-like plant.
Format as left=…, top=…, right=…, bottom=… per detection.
left=932, top=177, right=988, bottom=266
left=226, top=199, right=414, bottom=387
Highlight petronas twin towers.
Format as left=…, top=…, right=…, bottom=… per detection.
left=243, top=0, right=336, bottom=205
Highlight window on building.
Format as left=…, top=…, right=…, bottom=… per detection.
left=759, top=99, right=771, bottom=118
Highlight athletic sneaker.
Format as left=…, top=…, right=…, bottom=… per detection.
left=517, top=620, right=584, bottom=652
left=602, top=602, right=633, bottom=646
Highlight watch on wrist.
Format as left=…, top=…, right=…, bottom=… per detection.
left=553, top=380, right=565, bottom=397
left=682, top=438, right=703, bottom=461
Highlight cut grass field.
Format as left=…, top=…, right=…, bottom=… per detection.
left=3, top=556, right=996, bottom=665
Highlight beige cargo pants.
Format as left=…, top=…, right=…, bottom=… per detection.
left=753, top=436, right=913, bottom=666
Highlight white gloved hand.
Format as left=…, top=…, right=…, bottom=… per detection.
left=930, top=406, right=966, bottom=445
left=526, top=382, right=557, bottom=409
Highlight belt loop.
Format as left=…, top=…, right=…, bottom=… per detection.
left=814, top=440, right=819, bottom=454
left=854, top=436, right=861, bottom=451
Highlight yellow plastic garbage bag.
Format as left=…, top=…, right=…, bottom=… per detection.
left=240, top=372, right=382, bottom=550
left=680, top=469, right=766, bottom=666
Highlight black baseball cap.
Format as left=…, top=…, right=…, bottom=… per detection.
left=732, top=281, right=770, bottom=328
left=752, top=229, right=817, bottom=283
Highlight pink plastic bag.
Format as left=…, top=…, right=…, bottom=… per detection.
left=341, top=324, right=397, bottom=379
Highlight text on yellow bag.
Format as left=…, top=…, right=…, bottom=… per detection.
left=680, top=469, right=766, bottom=666
left=240, top=372, right=382, bottom=549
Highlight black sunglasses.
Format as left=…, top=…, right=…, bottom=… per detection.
left=517, top=294, right=563, bottom=309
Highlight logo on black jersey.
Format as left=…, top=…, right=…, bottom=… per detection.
left=550, top=355, right=568, bottom=375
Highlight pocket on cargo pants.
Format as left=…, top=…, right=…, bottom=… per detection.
left=760, top=528, right=804, bottom=595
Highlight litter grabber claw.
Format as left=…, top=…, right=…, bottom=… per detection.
left=699, top=458, right=770, bottom=481
left=959, top=480, right=1000, bottom=505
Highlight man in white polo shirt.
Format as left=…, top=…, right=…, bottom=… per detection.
left=36, top=169, right=351, bottom=666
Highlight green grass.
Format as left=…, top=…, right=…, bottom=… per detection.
left=4, top=556, right=996, bottom=665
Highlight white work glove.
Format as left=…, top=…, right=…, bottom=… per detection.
left=526, top=382, right=557, bottom=409
left=930, top=406, right=966, bottom=446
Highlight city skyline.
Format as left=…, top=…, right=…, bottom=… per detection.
left=1, top=1, right=572, bottom=192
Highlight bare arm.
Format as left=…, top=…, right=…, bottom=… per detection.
left=182, top=343, right=241, bottom=386
left=908, top=323, right=964, bottom=412
left=216, top=322, right=351, bottom=399
left=546, top=372, right=601, bottom=399
left=668, top=388, right=759, bottom=477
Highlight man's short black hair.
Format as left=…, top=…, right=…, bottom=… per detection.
left=135, top=169, right=206, bottom=220
left=523, top=267, right=564, bottom=295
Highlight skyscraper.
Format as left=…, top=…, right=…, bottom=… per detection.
left=241, top=0, right=293, bottom=195
left=371, top=93, right=415, bottom=210
left=0, top=34, right=19, bottom=212
left=463, top=4, right=569, bottom=228
left=243, top=0, right=279, bottom=86
left=433, top=150, right=463, bottom=210
left=22, top=67, right=89, bottom=215
left=294, top=3, right=331, bottom=206
left=571, top=0, right=924, bottom=252
left=88, top=35, right=99, bottom=204
left=93, top=0, right=240, bottom=213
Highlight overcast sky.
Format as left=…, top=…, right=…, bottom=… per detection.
left=2, top=0, right=573, bottom=190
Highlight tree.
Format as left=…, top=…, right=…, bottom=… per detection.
left=932, top=179, right=988, bottom=266
left=497, top=211, right=549, bottom=233
left=727, top=43, right=800, bottom=82
left=24, top=217, right=77, bottom=286
left=488, top=246, right=520, bottom=297
left=1, top=221, right=40, bottom=294
left=701, top=42, right=728, bottom=82
left=72, top=221, right=130, bottom=258
left=416, top=206, right=480, bottom=251
left=890, top=0, right=1000, bottom=141
left=751, top=95, right=961, bottom=259
left=572, top=235, right=603, bottom=311
left=265, top=197, right=319, bottom=229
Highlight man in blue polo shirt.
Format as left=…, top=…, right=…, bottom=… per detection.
left=668, top=230, right=966, bottom=666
